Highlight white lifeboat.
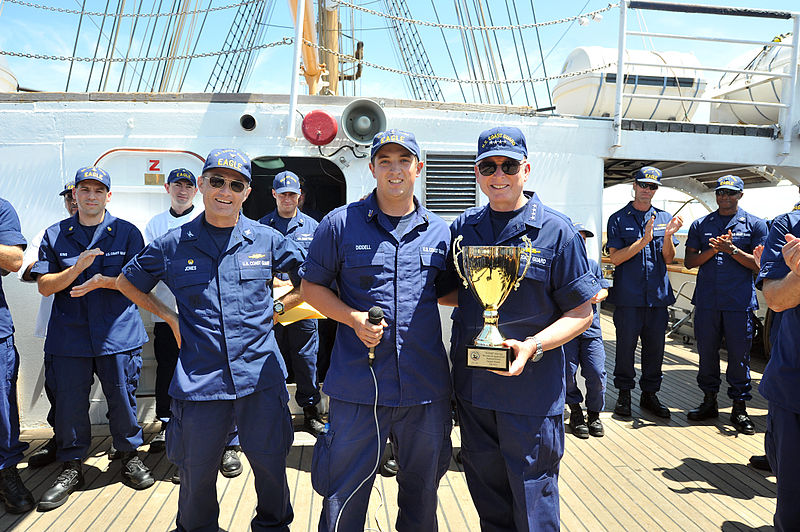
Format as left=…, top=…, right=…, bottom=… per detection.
left=0, top=55, right=18, bottom=93
left=552, top=46, right=706, bottom=121
left=710, top=33, right=793, bottom=125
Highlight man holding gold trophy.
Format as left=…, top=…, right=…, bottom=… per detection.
left=440, top=126, right=598, bottom=531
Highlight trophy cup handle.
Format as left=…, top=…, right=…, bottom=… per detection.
left=514, top=235, right=534, bottom=290
left=453, top=235, right=469, bottom=288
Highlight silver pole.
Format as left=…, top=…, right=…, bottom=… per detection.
left=613, top=1, right=628, bottom=148
left=287, top=0, right=306, bottom=139
left=779, top=14, right=800, bottom=155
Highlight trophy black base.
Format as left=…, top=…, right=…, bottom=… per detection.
left=466, top=345, right=513, bottom=371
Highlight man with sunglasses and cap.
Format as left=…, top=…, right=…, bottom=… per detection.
left=606, top=167, right=683, bottom=419
left=18, top=181, right=78, bottom=470
left=118, top=148, right=305, bottom=531
left=439, top=126, right=596, bottom=530
left=32, top=167, right=153, bottom=511
left=259, top=171, right=326, bottom=437
left=301, top=129, right=452, bottom=531
left=684, top=175, right=767, bottom=434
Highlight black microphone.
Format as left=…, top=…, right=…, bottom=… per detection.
left=367, top=306, right=384, bottom=366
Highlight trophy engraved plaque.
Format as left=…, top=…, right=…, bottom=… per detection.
left=453, top=235, right=533, bottom=370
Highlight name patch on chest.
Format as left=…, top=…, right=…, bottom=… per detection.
left=421, top=246, right=445, bottom=255
left=355, top=244, right=371, bottom=251
left=241, top=259, right=270, bottom=267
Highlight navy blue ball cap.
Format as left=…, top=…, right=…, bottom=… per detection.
left=167, top=168, right=196, bottom=186
left=59, top=181, right=75, bottom=196
left=273, top=171, right=301, bottom=194
left=475, top=126, right=527, bottom=163
left=572, top=222, right=594, bottom=238
left=74, top=166, right=111, bottom=190
left=202, top=148, right=251, bottom=181
left=633, top=166, right=662, bottom=185
left=715, top=174, right=744, bottom=192
left=370, top=129, right=421, bottom=160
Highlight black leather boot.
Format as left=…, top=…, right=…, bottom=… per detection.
left=614, top=389, right=631, bottom=417
left=568, top=404, right=589, bottom=439
left=219, top=446, right=242, bottom=478
left=688, top=392, right=718, bottom=421
left=303, top=405, right=327, bottom=437
left=731, top=400, right=755, bottom=435
left=38, top=460, right=84, bottom=511
left=121, top=451, right=155, bottom=490
left=587, top=410, right=604, bottom=437
left=640, top=392, right=671, bottom=418
left=0, top=466, right=34, bottom=514
left=149, top=421, right=167, bottom=453
left=28, top=438, right=57, bottom=468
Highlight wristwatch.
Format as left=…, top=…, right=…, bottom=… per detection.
left=731, top=247, right=740, bottom=256
left=273, top=300, right=285, bottom=316
left=525, top=335, right=544, bottom=362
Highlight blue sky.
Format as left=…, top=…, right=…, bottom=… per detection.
left=0, top=0, right=798, bottom=103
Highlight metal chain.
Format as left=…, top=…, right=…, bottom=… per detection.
left=3, top=0, right=267, bottom=18
left=332, top=1, right=618, bottom=31
left=0, top=37, right=292, bottom=63
left=305, top=40, right=615, bottom=84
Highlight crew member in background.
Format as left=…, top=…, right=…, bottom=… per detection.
left=756, top=201, right=800, bottom=531
left=119, top=148, right=305, bottom=531
left=606, top=167, right=683, bottom=419
left=33, top=167, right=153, bottom=511
left=440, top=126, right=595, bottom=530
left=565, top=223, right=609, bottom=439
left=259, top=171, right=325, bottom=436
left=19, top=182, right=77, bottom=468
left=301, top=129, right=453, bottom=531
left=0, top=197, right=35, bottom=514
left=684, top=175, right=767, bottom=434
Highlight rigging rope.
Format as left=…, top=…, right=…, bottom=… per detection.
left=4, top=0, right=265, bottom=17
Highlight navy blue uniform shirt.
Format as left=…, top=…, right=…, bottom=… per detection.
left=443, top=192, right=598, bottom=417
left=123, top=214, right=306, bottom=401
left=300, top=192, right=451, bottom=407
left=606, top=202, right=677, bottom=307
left=259, top=209, right=318, bottom=280
left=32, top=212, right=147, bottom=356
left=582, top=259, right=611, bottom=339
left=0, top=198, right=26, bottom=338
left=756, top=209, right=800, bottom=415
left=686, top=207, right=767, bottom=310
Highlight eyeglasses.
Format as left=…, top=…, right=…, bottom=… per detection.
left=477, top=159, right=522, bottom=177
left=636, top=181, right=659, bottom=191
left=715, top=189, right=740, bottom=196
left=205, top=175, right=247, bottom=193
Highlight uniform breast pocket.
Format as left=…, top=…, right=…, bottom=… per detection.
left=102, top=256, right=126, bottom=277
left=520, top=249, right=552, bottom=284
left=344, top=250, right=385, bottom=292
left=420, top=249, right=446, bottom=271
left=171, top=272, right=213, bottom=314
left=619, top=229, right=639, bottom=246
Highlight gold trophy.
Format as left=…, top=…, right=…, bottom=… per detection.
left=453, top=235, right=533, bottom=370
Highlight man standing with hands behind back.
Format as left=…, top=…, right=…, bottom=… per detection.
left=606, top=166, right=683, bottom=419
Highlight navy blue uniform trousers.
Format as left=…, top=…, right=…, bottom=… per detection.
left=312, top=398, right=451, bottom=532
left=765, top=404, right=800, bottom=531
left=613, top=306, right=668, bottom=392
left=44, top=350, right=143, bottom=462
left=564, top=336, right=606, bottom=412
left=167, top=387, right=294, bottom=532
left=694, top=308, right=753, bottom=400
left=274, top=319, right=320, bottom=408
left=0, top=336, right=27, bottom=469
left=456, top=398, right=564, bottom=532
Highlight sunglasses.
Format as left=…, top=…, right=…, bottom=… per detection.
left=636, top=181, right=659, bottom=191
left=206, top=175, right=247, bottom=193
left=477, top=159, right=522, bottom=177
left=715, top=188, right=740, bottom=196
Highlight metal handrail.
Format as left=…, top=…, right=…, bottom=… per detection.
left=613, top=1, right=800, bottom=155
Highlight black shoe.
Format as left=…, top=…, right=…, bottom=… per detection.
left=220, top=447, right=242, bottom=478
left=749, top=454, right=772, bottom=472
left=108, top=444, right=122, bottom=460
left=171, top=469, right=180, bottom=484
left=640, top=392, right=671, bottom=418
left=38, top=460, right=84, bottom=511
left=380, top=459, right=399, bottom=477
left=0, top=466, right=34, bottom=514
left=687, top=392, right=718, bottom=421
left=28, top=438, right=57, bottom=468
left=149, top=422, right=167, bottom=453
left=587, top=410, right=605, bottom=437
left=568, top=404, right=589, bottom=439
left=614, top=389, right=631, bottom=417
left=121, top=452, right=154, bottom=490
left=303, top=405, right=328, bottom=437
left=731, top=400, right=755, bottom=435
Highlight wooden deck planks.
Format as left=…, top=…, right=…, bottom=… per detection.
left=0, top=310, right=778, bottom=531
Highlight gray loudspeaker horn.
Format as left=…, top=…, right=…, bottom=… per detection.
left=341, top=99, right=387, bottom=144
